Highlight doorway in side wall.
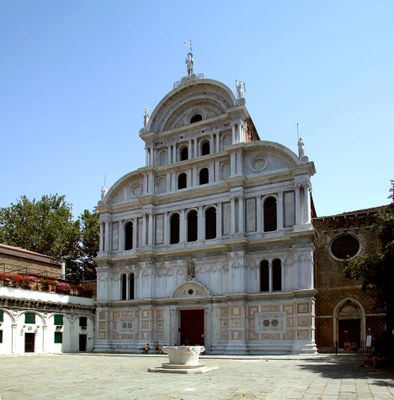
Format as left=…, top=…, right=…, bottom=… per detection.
left=25, top=333, right=35, bottom=353
left=180, top=309, right=204, bottom=346
left=79, top=334, right=87, bottom=351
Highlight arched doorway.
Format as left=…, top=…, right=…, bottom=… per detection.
left=334, top=298, right=364, bottom=351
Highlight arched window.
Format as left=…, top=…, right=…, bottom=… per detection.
left=170, top=213, right=180, bottom=244
left=264, top=197, right=277, bottom=232
left=121, top=274, right=127, bottom=300
left=180, top=146, right=188, bottom=161
left=178, top=173, right=187, bottom=189
left=201, top=141, right=210, bottom=156
left=199, top=168, right=209, bottom=185
left=260, top=260, right=269, bottom=292
left=190, top=114, right=202, bottom=123
left=129, top=273, right=135, bottom=300
left=272, top=259, right=282, bottom=291
left=187, top=210, right=198, bottom=242
left=205, top=207, right=216, bottom=240
left=124, top=221, right=133, bottom=250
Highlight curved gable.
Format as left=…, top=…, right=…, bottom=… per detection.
left=102, top=171, right=144, bottom=206
left=147, top=79, right=237, bottom=134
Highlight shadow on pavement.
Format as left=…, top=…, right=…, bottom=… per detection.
left=297, top=354, right=394, bottom=385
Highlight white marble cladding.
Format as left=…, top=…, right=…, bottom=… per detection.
left=95, top=77, right=316, bottom=355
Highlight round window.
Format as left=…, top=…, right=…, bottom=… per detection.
left=330, top=234, right=361, bottom=260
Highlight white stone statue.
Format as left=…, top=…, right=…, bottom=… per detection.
left=298, top=137, right=305, bottom=158
left=185, top=52, right=194, bottom=76
left=235, top=80, right=246, bottom=99
left=187, top=258, right=195, bottom=278
left=143, top=108, right=150, bottom=128
left=101, top=185, right=107, bottom=200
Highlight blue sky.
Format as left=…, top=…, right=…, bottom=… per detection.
left=1, top=0, right=393, bottom=219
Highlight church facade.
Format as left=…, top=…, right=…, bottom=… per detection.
left=95, top=56, right=317, bottom=354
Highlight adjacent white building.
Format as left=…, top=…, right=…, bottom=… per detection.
left=0, top=244, right=95, bottom=354
left=95, top=55, right=317, bottom=354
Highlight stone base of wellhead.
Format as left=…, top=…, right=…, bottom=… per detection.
left=148, top=365, right=218, bottom=374
left=148, top=345, right=218, bottom=374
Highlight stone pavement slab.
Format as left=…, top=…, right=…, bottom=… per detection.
left=0, top=354, right=393, bottom=399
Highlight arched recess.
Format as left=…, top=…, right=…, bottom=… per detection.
left=170, top=212, right=180, bottom=244
left=158, top=149, right=168, bottom=166
left=187, top=209, right=198, bottom=242
left=124, top=221, right=133, bottom=250
left=263, top=196, right=277, bottom=232
left=205, top=206, right=216, bottom=239
left=179, top=145, right=189, bottom=161
left=199, top=168, right=209, bottom=185
left=201, top=140, right=210, bottom=156
left=333, top=298, right=365, bottom=351
left=178, top=173, right=187, bottom=190
left=172, top=281, right=211, bottom=298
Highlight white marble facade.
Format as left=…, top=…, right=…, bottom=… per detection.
left=95, top=66, right=317, bottom=354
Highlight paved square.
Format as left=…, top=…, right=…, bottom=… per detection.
left=0, top=354, right=393, bottom=399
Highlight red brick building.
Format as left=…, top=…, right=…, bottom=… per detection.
left=313, top=206, right=387, bottom=352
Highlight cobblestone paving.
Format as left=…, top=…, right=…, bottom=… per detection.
left=0, top=354, right=393, bottom=399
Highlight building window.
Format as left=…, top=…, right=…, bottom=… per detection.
left=121, top=274, right=127, bottom=300
left=190, top=114, right=202, bottom=123
left=0, top=330, right=2, bottom=344
left=260, top=260, right=269, bottom=292
left=178, top=173, right=187, bottom=189
left=330, top=234, right=361, bottom=260
left=129, top=273, right=135, bottom=300
left=125, top=221, right=133, bottom=250
left=272, top=259, right=282, bottom=291
left=0, top=310, right=3, bottom=323
left=54, top=332, right=63, bottom=344
left=180, top=146, right=188, bottom=161
left=54, top=314, right=63, bottom=326
left=187, top=210, right=198, bottom=242
left=199, top=168, right=209, bottom=185
left=205, top=207, right=216, bottom=239
left=25, top=312, right=35, bottom=324
left=170, top=213, right=180, bottom=244
left=264, top=197, right=277, bottom=232
left=79, top=317, right=87, bottom=327
left=201, top=141, right=210, bottom=155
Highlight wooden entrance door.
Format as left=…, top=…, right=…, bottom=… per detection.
left=339, top=319, right=360, bottom=350
left=25, top=333, right=35, bottom=353
left=180, top=309, right=204, bottom=346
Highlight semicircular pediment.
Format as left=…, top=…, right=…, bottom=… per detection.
left=243, top=141, right=302, bottom=176
left=103, top=171, right=144, bottom=206
left=147, top=79, right=237, bottom=134
left=172, top=281, right=211, bottom=298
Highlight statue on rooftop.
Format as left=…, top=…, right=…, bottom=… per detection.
left=236, top=80, right=246, bottom=100
left=143, top=108, right=150, bottom=128
left=185, top=52, right=194, bottom=76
